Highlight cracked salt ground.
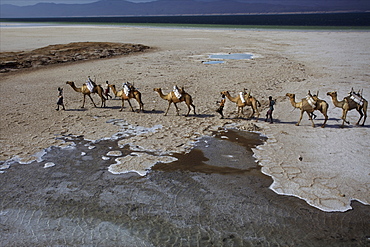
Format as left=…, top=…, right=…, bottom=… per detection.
left=0, top=128, right=369, bottom=246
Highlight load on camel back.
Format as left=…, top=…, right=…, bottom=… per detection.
left=305, top=90, right=318, bottom=110
left=122, top=81, right=135, bottom=97
left=348, top=88, right=365, bottom=106
left=173, top=85, right=184, bottom=100
left=86, top=76, right=96, bottom=93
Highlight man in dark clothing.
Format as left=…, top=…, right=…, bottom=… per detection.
left=265, top=96, right=275, bottom=123
left=216, top=93, right=226, bottom=119
left=56, top=87, right=65, bottom=111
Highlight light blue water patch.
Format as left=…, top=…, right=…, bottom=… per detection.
left=203, top=61, right=225, bottom=64
left=209, top=53, right=253, bottom=60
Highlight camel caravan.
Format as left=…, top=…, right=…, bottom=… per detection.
left=286, top=89, right=367, bottom=128
left=64, top=77, right=367, bottom=128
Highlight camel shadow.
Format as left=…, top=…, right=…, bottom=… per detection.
left=223, top=116, right=259, bottom=121
left=65, top=108, right=88, bottom=112
left=146, top=110, right=205, bottom=117
left=105, top=105, right=122, bottom=110
left=193, top=114, right=215, bottom=118
left=328, top=117, right=370, bottom=128
left=146, top=110, right=165, bottom=115
left=272, top=119, right=299, bottom=125
left=272, top=117, right=369, bottom=129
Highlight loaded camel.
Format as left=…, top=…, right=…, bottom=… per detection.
left=109, top=84, right=144, bottom=112
left=220, top=91, right=260, bottom=119
left=327, top=91, right=367, bottom=127
left=153, top=87, right=196, bottom=116
left=286, top=92, right=328, bottom=128
left=66, top=81, right=106, bottom=108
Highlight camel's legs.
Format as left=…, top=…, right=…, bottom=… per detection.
left=184, top=104, right=191, bottom=117
left=237, top=106, right=244, bottom=118
left=191, top=104, right=196, bottom=115
left=173, top=103, right=180, bottom=115
left=255, top=110, right=260, bottom=121
left=341, top=109, right=349, bottom=127
left=165, top=102, right=175, bottom=116
left=321, top=114, right=328, bottom=128
left=82, top=94, right=86, bottom=108
left=249, top=108, right=254, bottom=118
left=119, top=99, right=125, bottom=111
left=296, top=110, right=304, bottom=126
left=185, top=102, right=196, bottom=116
left=100, top=96, right=106, bottom=108
left=362, top=103, right=368, bottom=126
left=355, top=108, right=364, bottom=125
left=307, top=111, right=315, bottom=127
left=127, top=99, right=135, bottom=112
left=135, top=97, right=144, bottom=113
left=361, top=108, right=367, bottom=126
left=362, top=113, right=367, bottom=126
left=254, top=103, right=260, bottom=120
left=88, top=94, right=97, bottom=108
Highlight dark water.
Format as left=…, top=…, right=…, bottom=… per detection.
left=1, top=12, right=370, bottom=27
left=0, top=129, right=369, bottom=246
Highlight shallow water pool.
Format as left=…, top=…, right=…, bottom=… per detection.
left=209, top=53, right=253, bottom=60
left=203, top=53, right=253, bottom=64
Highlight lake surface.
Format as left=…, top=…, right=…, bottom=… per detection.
left=1, top=12, right=370, bottom=28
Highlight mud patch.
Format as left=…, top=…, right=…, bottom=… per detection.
left=0, top=42, right=150, bottom=73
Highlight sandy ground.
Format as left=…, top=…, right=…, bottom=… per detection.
left=0, top=24, right=369, bottom=212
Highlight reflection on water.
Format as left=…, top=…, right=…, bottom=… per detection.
left=202, top=60, right=224, bottom=64
left=0, top=129, right=369, bottom=246
left=202, top=53, right=254, bottom=65
left=209, top=53, right=254, bottom=60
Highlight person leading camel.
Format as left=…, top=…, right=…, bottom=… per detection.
left=104, top=81, right=112, bottom=100
left=56, top=87, right=65, bottom=111
left=216, top=93, right=226, bottom=119
left=265, top=96, right=275, bottom=123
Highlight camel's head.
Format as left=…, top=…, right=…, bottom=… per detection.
left=153, top=88, right=160, bottom=92
left=220, top=91, right=228, bottom=96
left=66, top=81, right=74, bottom=86
left=285, top=93, right=295, bottom=98
left=326, top=91, right=337, bottom=97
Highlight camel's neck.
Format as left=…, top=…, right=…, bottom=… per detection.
left=224, top=93, right=239, bottom=103
left=330, top=95, right=344, bottom=108
left=69, top=83, right=82, bottom=93
left=156, top=89, right=168, bottom=100
left=289, top=97, right=300, bottom=108
left=110, top=85, right=118, bottom=96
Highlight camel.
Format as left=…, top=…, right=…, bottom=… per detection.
left=109, top=84, right=144, bottom=112
left=221, top=91, right=260, bottom=119
left=327, top=91, right=367, bottom=127
left=153, top=87, right=196, bottom=116
left=286, top=93, right=329, bottom=128
left=66, top=81, right=106, bottom=108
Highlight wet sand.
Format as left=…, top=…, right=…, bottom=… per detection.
left=0, top=24, right=370, bottom=245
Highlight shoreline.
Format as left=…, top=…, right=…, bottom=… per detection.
left=0, top=25, right=369, bottom=213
